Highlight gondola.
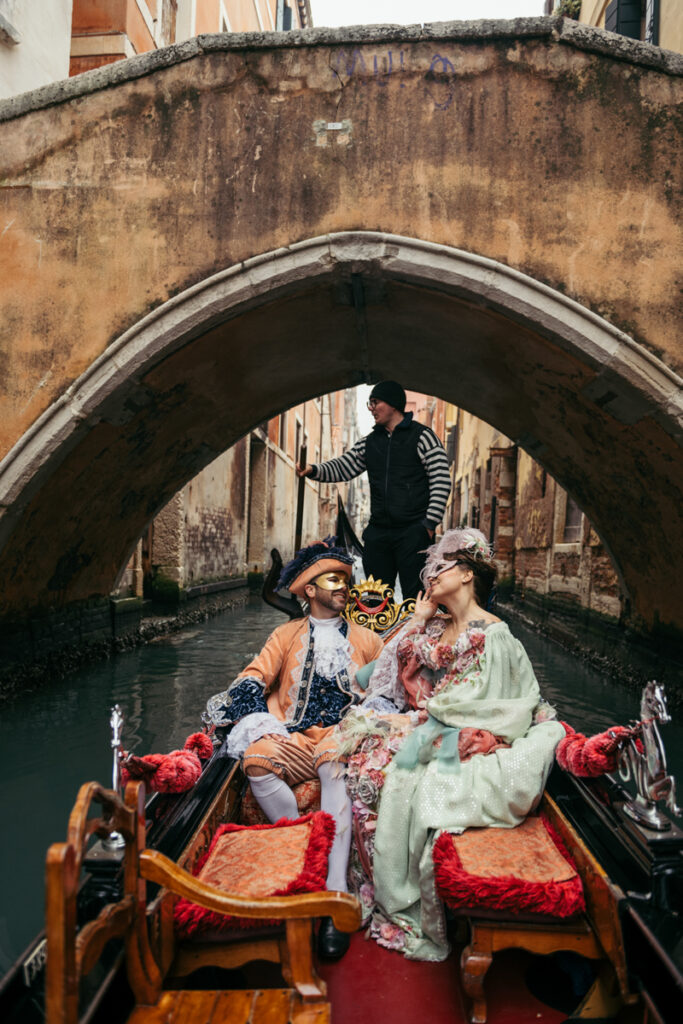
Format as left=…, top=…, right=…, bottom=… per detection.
left=2, top=552, right=681, bottom=1024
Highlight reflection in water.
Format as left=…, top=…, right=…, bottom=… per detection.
left=0, top=599, right=680, bottom=971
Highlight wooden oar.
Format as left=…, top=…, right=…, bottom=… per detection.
left=294, top=443, right=307, bottom=552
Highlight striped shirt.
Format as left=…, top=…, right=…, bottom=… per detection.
left=311, top=426, right=451, bottom=528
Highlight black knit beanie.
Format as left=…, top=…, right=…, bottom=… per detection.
left=369, top=380, right=406, bottom=412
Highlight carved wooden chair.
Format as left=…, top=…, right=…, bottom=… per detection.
left=45, top=780, right=360, bottom=1024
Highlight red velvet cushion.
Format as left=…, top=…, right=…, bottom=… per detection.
left=241, top=778, right=321, bottom=825
left=433, top=815, right=585, bottom=919
left=174, top=812, right=334, bottom=937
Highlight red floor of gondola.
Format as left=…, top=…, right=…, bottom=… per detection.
left=318, top=932, right=569, bottom=1024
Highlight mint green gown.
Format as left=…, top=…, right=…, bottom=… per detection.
left=371, top=621, right=565, bottom=960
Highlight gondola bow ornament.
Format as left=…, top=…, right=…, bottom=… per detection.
left=557, top=681, right=681, bottom=831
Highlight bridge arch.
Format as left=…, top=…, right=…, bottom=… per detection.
left=0, top=20, right=681, bottom=631
left=0, top=231, right=680, bottom=631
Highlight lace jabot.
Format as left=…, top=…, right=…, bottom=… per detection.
left=309, top=616, right=351, bottom=679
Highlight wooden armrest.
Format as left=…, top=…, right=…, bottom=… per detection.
left=139, top=849, right=362, bottom=932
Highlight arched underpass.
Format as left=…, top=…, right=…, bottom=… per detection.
left=1, top=231, right=681, bottom=634
left=0, top=20, right=681, bottom=636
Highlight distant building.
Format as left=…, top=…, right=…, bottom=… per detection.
left=545, top=1, right=682, bottom=54
left=0, top=1, right=312, bottom=99
left=445, top=408, right=623, bottom=623
left=126, top=388, right=363, bottom=602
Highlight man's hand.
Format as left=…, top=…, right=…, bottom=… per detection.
left=296, top=463, right=313, bottom=478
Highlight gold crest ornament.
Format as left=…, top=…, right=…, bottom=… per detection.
left=344, top=576, right=415, bottom=634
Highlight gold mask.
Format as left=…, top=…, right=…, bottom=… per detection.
left=313, top=571, right=350, bottom=591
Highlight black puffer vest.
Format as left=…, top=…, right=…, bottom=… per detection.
left=365, top=413, right=430, bottom=527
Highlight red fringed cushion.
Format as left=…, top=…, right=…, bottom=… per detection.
left=120, top=731, right=214, bottom=793
left=433, top=816, right=585, bottom=919
left=241, top=778, right=321, bottom=825
left=174, top=812, right=335, bottom=937
left=556, top=724, right=633, bottom=777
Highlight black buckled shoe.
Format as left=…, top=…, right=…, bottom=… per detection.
left=317, top=916, right=351, bottom=960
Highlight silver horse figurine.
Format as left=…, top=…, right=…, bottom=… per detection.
left=618, top=681, right=681, bottom=831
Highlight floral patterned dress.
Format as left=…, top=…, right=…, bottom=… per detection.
left=339, top=618, right=499, bottom=949
left=336, top=616, right=563, bottom=958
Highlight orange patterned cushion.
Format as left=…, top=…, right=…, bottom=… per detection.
left=241, top=778, right=321, bottom=825
left=174, top=812, right=334, bottom=937
left=433, top=816, right=585, bottom=918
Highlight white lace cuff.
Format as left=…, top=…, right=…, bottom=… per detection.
left=226, top=712, right=289, bottom=759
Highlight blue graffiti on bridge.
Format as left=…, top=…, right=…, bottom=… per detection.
left=425, top=54, right=456, bottom=111
left=331, top=48, right=456, bottom=110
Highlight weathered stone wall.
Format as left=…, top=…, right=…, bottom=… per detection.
left=181, top=437, right=249, bottom=584
left=0, top=20, right=680, bottom=634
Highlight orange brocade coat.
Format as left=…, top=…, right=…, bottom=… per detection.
left=234, top=617, right=383, bottom=726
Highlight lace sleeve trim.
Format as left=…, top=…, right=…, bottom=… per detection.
left=226, top=712, right=289, bottom=759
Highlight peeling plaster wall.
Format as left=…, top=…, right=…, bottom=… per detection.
left=0, top=22, right=680, bottom=458
left=0, top=21, right=680, bottom=631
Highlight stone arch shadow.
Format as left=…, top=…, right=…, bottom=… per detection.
left=0, top=232, right=680, bottom=631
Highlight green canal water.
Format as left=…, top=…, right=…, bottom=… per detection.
left=1, top=599, right=681, bottom=974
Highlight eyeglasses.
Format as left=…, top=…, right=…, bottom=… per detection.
left=367, top=399, right=380, bottom=410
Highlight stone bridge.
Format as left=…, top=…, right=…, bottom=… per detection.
left=0, top=17, right=681, bottom=635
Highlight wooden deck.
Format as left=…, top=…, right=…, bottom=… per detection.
left=128, top=989, right=329, bottom=1023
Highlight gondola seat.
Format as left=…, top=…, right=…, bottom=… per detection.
left=45, top=780, right=361, bottom=1024
left=433, top=793, right=634, bottom=1024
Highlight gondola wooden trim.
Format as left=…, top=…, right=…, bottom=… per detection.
left=46, top=778, right=357, bottom=1024
left=76, top=896, right=135, bottom=976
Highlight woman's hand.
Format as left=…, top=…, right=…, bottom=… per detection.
left=412, top=588, right=438, bottom=627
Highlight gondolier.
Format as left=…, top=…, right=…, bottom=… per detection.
left=205, top=538, right=383, bottom=959
left=297, top=381, right=451, bottom=599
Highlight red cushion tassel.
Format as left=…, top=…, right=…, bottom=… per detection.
left=120, top=730, right=214, bottom=793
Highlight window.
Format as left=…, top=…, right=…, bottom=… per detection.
left=605, top=0, right=643, bottom=41
left=644, top=0, right=659, bottom=44
left=276, top=0, right=293, bottom=30
left=278, top=411, right=288, bottom=452
left=563, top=496, right=583, bottom=543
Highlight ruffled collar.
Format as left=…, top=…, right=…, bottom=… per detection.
left=309, top=617, right=351, bottom=679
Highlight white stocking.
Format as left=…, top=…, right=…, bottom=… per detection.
left=318, top=761, right=351, bottom=893
left=248, top=772, right=298, bottom=823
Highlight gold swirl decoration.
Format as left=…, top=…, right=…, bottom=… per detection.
left=344, top=576, right=415, bottom=634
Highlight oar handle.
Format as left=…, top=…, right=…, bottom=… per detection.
left=294, top=443, right=307, bottom=552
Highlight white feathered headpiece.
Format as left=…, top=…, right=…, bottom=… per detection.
left=421, top=528, right=494, bottom=586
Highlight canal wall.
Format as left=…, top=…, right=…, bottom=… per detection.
left=501, top=593, right=683, bottom=710
left=0, top=579, right=249, bottom=699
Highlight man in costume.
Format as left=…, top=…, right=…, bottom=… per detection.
left=297, top=381, right=451, bottom=599
left=205, top=539, right=384, bottom=959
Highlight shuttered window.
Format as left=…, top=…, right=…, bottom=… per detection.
left=605, top=0, right=643, bottom=40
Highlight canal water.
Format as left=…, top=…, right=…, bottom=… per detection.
left=1, top=599, right=681, bottom=974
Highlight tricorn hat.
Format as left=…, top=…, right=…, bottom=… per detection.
left=278, top=537, right=353, bottom=597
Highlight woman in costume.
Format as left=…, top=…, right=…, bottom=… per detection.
left=335, top=528, right=565, bottom=960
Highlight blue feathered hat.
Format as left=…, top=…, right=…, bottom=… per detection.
left=278, top=536, right=353, bottom=597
